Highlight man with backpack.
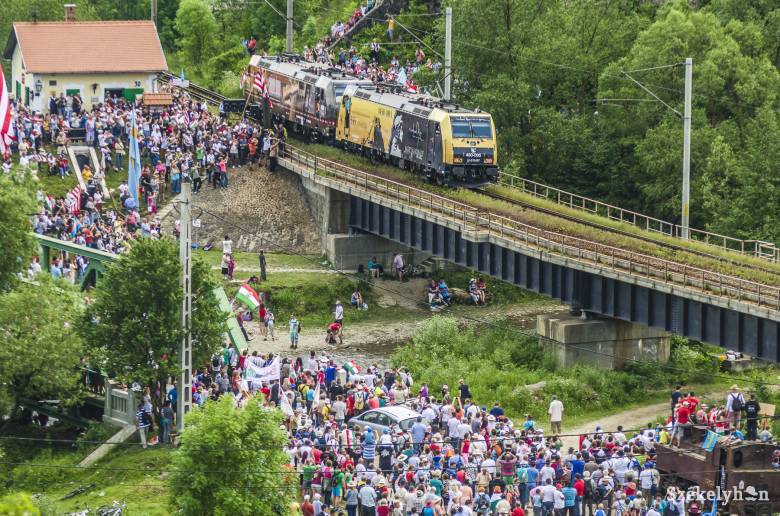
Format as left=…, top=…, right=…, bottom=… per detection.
left=726, top=385, right=745, bottom=430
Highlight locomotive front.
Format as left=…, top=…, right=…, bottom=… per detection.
left=441, top=112, right=499, bottom=186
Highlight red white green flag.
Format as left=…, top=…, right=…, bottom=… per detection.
left=236, top=284, right=261, bottom=310
left=343, top=360, right=361, bottom=375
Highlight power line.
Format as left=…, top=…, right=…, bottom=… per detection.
left=0, top=460, right=751, bottom=480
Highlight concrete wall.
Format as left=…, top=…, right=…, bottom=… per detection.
left=292, top=168, right=429, bottom=268
left=326, top=232, right=430, bottom=271
left=537, top=312, right=671, bottom=370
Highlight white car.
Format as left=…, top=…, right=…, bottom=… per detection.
left=349, top=406, right=422, bottom=434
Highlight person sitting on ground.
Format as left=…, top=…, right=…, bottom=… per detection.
left=351, top=288, right=367, bottom=311
left=368, top=256, right=381, bottom=278
left=476, top=276, right=487, bottom=304
left=427, top=279, right=441, bottom=310
left=468, top=278, right=481, bottom=305
left=437, top=277, right=451, bottom=306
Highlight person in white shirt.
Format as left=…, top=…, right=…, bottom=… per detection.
left=393, top=253, right=404, bottom=281
left=548, top=395, right=564, bottom=434
left=222, top=235, right=233, bottom=254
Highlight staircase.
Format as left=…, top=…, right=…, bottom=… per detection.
left=67, top=145, right=111, bottom=199
left=327, top=0, right=409, bottom=50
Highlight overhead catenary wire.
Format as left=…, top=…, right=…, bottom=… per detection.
left=0, top=460, right=752, bottom=480
left=0, top=413, right=775, bottom=449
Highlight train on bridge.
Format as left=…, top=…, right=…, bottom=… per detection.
left=244, top=54, right=500, bottom=188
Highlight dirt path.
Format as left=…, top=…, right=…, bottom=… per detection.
left=560, top=389, right=727, bottom=449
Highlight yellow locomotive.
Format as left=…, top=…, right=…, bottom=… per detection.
left=336, top=84, right=499, bottom=187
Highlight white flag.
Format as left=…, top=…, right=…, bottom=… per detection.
left=280, top=391, right=294, bottom=417
left=311, top=382, right=321, bottom=413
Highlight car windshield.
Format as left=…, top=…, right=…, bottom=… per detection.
left=450, top=117, right=493, bottom=139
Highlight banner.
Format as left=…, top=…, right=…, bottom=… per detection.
left=245, top=356, right=280, bottom=384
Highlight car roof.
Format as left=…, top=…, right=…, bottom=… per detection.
left=372, top=406, right=421, bottom=420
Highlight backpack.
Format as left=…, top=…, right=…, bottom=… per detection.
left=730, top=394, right=743, bottom=412
left=475, top=493, right=490, bottom=510
left=355, top=392, right=365, bottom=411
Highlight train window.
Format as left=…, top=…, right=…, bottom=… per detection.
left=450, top=117, right=493, bottom=139
left=733, top=450, right=743, bottom=468
left=334, top=83, right=347, bottom=98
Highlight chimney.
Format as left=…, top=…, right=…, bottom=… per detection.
left=64, top=4, right=76, bottom=22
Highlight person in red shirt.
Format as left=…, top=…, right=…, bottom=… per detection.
left=574, top=474, right=585, bottom=497
left=683, top=391, right=700, bottom=413
left=674, top=401, right=692, bottom=446
left=301, top=495, right=314, bottom=516
left=512, top=507, right=525, bottom=516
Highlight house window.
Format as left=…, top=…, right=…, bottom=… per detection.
left=134, top=81, right=141, bottom=87
left=49, top=80, right=57, bottom=86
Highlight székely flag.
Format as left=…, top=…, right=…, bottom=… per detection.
left=343, top=360, right=361, bottom=375
left=236, top=283, right=261, bottom=310
left=701, top=430, right=719, bottom=452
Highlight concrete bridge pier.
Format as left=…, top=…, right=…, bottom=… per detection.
left=537, top=312, right=671, bottom=370
left=298, top=173, right=430, bottom=271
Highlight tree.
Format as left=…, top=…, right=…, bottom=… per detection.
left=0, top=492, right=40, bottom=516
left=175, top=0, right=218, bottom=76
left=79, top=238, right=226, bottom=401
left=0, top=278, right=85, bottom=418
left=0, top=175, right=36, bottom=292
left=169, top=396, right=292, bottom=515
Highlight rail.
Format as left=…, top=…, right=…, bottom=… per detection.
left=281, top=144, right=780, bottom=311
left=500, top=172, right=780, bottom=263
left=156, top=71, right=227, bottom=106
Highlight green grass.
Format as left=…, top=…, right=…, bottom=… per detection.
left=194, top=248, right=327, bottom=270
left=0, top=419, right=170, bottom=515
left=292, top=141, right=780, bottom=287
left=219, top=269, right=418, bottom=327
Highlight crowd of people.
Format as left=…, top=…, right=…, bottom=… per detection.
left=3, top=81, right=288, bottom=280
left=137, top=341, right=776, bottom=516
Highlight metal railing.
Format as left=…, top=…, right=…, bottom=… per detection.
left=500, top=172, right=780, bottom=263
left=281, top=144, right=780, bottom=311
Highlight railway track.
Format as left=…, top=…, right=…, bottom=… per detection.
left=480, top=187, right=780, bottom=278
left=156, top=71, right=227, bottom=105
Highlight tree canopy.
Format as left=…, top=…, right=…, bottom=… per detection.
left=0, top=278, right=85, bottom=417
left=0, top=175, right=36, bottom=292
left=79, top=238, right=226, bottom=391
left=169, top=396, right=292, bottom=515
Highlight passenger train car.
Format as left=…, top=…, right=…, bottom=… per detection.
left=245, top=54, right=373, bottom=144
left=244, top=54, right=500, bottom=187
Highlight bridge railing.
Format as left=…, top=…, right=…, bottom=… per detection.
left=500, top=172, right=779, bottom=263
left=283, top=145, right=479, bottom=227
left=473, top=209, right=780, bottom=310
left=282, top=144, right=780, bottom=310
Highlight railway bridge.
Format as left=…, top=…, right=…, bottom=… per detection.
left=278, top=145, right=780, bottom=362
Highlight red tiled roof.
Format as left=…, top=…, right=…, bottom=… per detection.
left=4, top=21, right=168, bottom=74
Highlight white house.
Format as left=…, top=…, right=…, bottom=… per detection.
left=3, top=7, right=167, bottom=113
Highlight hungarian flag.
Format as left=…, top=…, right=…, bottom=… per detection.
left=343, top=360, right=361, bottom=375
left=236, top=283, right=261, bottom=310
left=0, top=66, right=15, bottom=157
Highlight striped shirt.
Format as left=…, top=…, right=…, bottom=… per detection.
left=136, top=410, right=150, bottom=428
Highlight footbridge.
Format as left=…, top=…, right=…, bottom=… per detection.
left=33, top=234, right=247, bottom=350
left=280, top=146, right=780, bottom=360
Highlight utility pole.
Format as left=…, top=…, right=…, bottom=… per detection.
left=286, top=0, right=293, bottom=53
left=444, top=7, right=452, bottom=101
left=177, top=179, right=193, bottom=432
left=151, top=0, right=157, bottom=25
left=681, top=57, right=692, bottom=239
